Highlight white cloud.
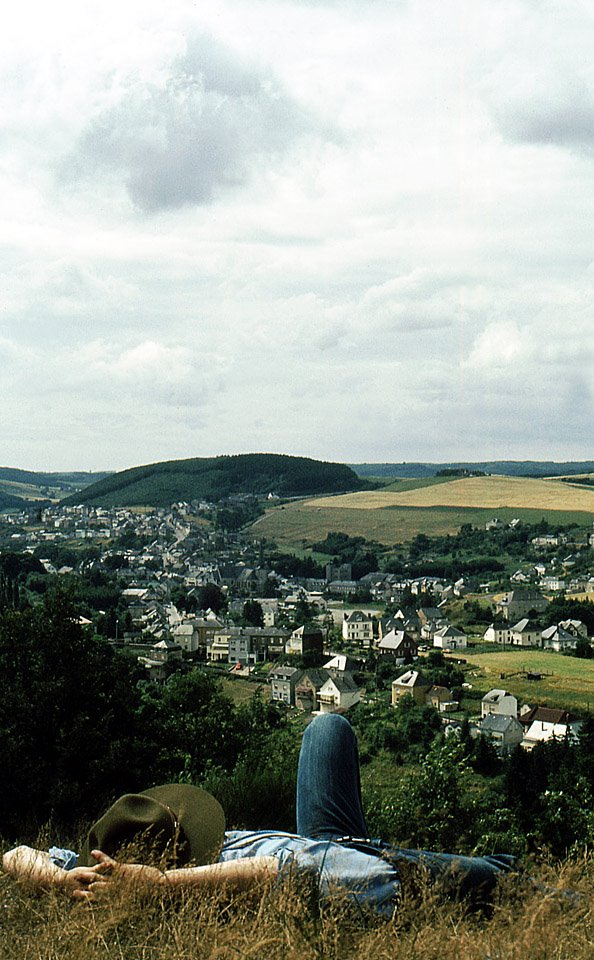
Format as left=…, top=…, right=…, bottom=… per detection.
left=465, top=321, right=529, bottom=369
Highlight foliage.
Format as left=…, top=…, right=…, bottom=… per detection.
left=545, top=597, right=594, bottom=633
left=351, top=697, right=442, bottom=764
left=309, top=531, right=383, bottom=578
left=197, top=582, right=227, bottom=614
left=266, top=550, right=324, bottom=578
left=60, top=454, right=367, bottom=508
left=241, top=599, right=264, bottom=626
left=364, top=737, right=471, bottom=850
left=215, top=499, right=263, bottom=532
left=0, top=589, right=144, bottom=834
left=0, top=592, right=285, bottom=837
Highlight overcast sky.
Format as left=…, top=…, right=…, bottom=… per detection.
left=2, top=0, right=593, bottom=471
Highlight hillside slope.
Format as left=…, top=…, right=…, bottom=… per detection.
left=254, top=474, right=594, bottom=546
left=0, top=468, right=112, bottom=507
left=61, top=454, right=366, bottom=508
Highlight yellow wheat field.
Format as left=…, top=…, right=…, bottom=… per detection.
left=307, top=476, right=594, bottom=513
left=251, top=475, right=594, bottom=546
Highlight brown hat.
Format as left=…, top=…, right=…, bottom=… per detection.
left=80, top=783, right=225, bottom=868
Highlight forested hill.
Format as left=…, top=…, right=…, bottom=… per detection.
left=60, top=454, right=367, bottom=507
left=351, top=460, right=594, bottom=478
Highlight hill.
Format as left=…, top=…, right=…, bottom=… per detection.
left=254, top=474, right=594, bottom=546
left=350, top=460, right=594, bottom=478
left=0, top=468, right=112, bottom=507
left=60, top=454, right=367, bottom=508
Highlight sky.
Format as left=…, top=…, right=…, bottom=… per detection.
left=1, top=0, right=593, bottom=472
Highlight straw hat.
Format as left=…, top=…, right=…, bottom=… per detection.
left=80, top=783, right=225, bottom=867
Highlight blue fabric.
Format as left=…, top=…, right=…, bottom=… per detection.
left=297, top=712, right=369, bottom=841
left=48, top=847, right=79, bottom=871
left=221, top=830, right=401, bottom=917
left=293, top=713, right=512, bottom=910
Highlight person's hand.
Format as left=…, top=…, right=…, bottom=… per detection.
left=63, top=862, right=110, bottom=901
left=86, top=850, right=164, bottom=891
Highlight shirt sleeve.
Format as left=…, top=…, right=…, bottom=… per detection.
left=48, top=847, right=79, bottom=871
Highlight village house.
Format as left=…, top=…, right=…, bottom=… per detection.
left=509, top=618, right=542, bottom=648
left=295, top=669, right=330, bottom=713
left=269, top=665, right=302, bottom=706
left=285, top=624, right=324, bottom=658
left=541, top=624, right=579, bottom=653
left=391, top=670, right=431, bottom=706
left=559, top=619, right=588, bottom=638
left=483, top=622, right=513, bottom=645
left=426, top=685, right=457, bottom=712
left=432, top=624, right=467, bottom=651
left=376, top=628, right=418, bottom=661
left=342, top=610, right=375, bottom=647
left=323, top=653, right=364, bottom=675
left=481, top=689, right=518, bottom=719
left=496, top=589, right=548, bottom=622
left=519, top=705, right=582, bottom=750
left=479, top=714, right=524, bottom=755
left=138, top=638, right=182, bottom=682
left=317, top=673, right=362, bottom=714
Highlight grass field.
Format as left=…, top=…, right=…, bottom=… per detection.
left=252, top=475, right=594, bottom=547
left=462, top=648, right=594, bottom=713
left=308, top=475, right=594, bottom=512
left=0, top=479, right=58, bottom=501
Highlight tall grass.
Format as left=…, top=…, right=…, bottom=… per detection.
left=1, top=853, right=592, bottom=960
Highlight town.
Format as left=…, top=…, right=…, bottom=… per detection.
left=2, top=495, right=594, bottom=760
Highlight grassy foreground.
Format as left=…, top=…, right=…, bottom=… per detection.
left=0, top=856, right=591, bottom=960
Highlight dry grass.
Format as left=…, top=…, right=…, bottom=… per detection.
left=252, top=476, right=594, bottom=547
left=307, top=476, right=594, bottom=513
left=0, top=856, right=592, bottom=960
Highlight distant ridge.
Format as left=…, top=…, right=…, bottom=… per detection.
left=0, top=467, right=112, bottom=508
left=60, top=454, right=367, bottom=508
left=350, top=461, right=594, bottom=479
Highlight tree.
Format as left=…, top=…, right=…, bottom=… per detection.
left=243, top=599, right=264, bottom=627
left=198, top=583, right=227, bottom=614
left=0, top=589, right=145, bottom=833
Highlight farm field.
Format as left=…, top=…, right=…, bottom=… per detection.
left=462, top=648, right=594, bottom=714
left=253, top=475, right=594, bottom=547
left=307, top=475, right=594, bottom=512
left=0, top=479, right=57, bottom=501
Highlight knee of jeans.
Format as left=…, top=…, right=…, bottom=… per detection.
left=309, top=713, right=350, bottom=734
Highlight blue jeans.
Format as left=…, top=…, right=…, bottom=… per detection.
left=296, top=714, right=514, bottom=902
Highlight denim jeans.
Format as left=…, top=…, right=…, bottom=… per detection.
left=296, top=713, right=514, bottom=903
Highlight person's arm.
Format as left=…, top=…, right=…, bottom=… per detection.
left=163, top=855, right=279, bottom=890
left=84, top=849, right=279, bottom=898
left=2, top=846, right=107, bottom=898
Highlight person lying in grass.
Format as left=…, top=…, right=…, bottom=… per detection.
left=2, top=714, right=514, bottom=917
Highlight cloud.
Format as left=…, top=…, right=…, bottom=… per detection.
left=465, top=321, right=529, bottom=370
left=489, top=80, right=594, bottom=151
left=65, top=31, right=316, bottom=211
left=479, top=5, right=594, bottom=154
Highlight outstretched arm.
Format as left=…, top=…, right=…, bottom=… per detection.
left=74, top=850, right=280, bottom=900
left=2, top=846, right=108, bottom=898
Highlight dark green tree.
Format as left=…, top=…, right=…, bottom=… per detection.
left=198, top=583, right=227, bottom=614
left=0, top=589, right=145, bottom=833
left=242, top=599, right=264, bottom=627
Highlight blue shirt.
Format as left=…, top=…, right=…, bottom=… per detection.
left=220, top=830, right=400, bottom=918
